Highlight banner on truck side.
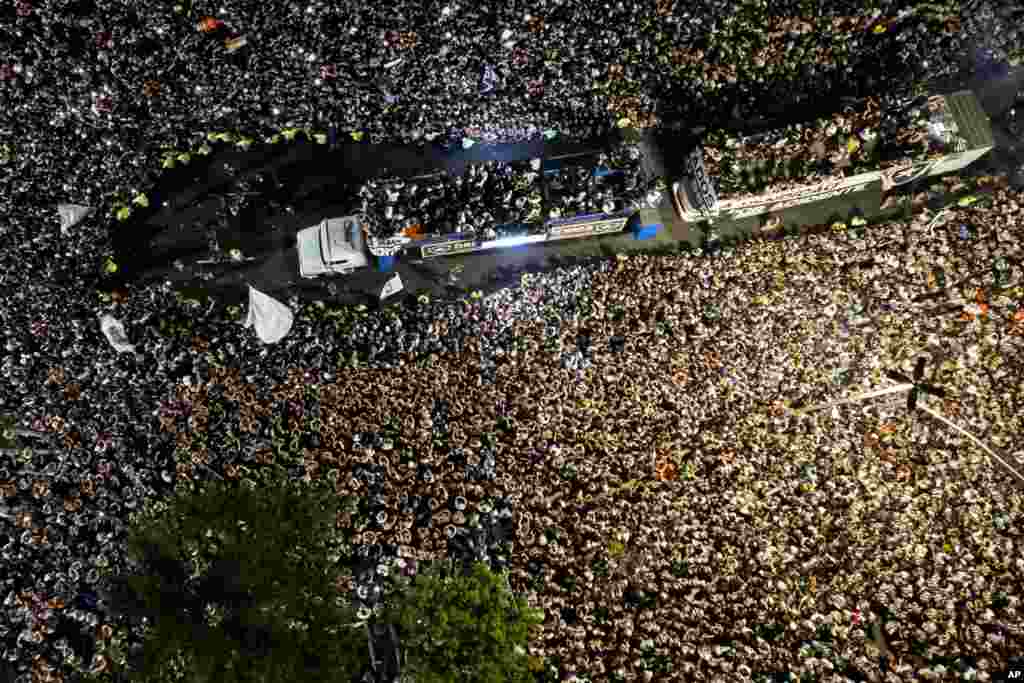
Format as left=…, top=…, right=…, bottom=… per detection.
left=675, top=170, right=883, bottom=222
left=421, top=238, right=479, bottom=258
left=546, top=216, right=629, bottom=240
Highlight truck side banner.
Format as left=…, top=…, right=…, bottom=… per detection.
left=677, top=171, right=883, bottom=222
left=729, top=179, right=878, bottom=220
left=546, top=216, right=629, bottom=240
left=421, top=239, right=479, bottom=258
left=417, top=212, right=631, bottom=258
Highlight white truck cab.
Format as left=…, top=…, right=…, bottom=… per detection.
left=297, top=215, right=369, bottom=278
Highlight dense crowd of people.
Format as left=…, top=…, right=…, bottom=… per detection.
left=357, top=145, right=653, bottom=242
left=1, top=0, right=972, bottom=217
left=3, top=176, right=1024, bottom=681
left=961, top=0, right=1024, bottom=74
left=4, top=0, right=1024, bottom=680
left=358, top=162, right=547, bottom=242
left=0, top=0, right=990, bottom=301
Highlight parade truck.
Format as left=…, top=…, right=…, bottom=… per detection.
left=297, top=140, right=665, bottom=276
left=671, top=90, right=995, bottom=225
left=366, top=142, right=664, bottom=264
left=297, top=214, right=371, bottom=279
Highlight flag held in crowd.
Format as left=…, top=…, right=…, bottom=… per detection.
left=380, top=273, right=404, bottom=300
left=480, top=64, right=501, bottom=95
left=244, top=285, right=294, bottom=344
left=57, top=204, right=95, bottom=235
left=98, top=314, right=136, bottom=354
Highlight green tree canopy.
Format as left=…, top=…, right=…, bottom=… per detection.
left=383, top=559, right=544, bottom=683
left=106, top=469, right=366, bottom=683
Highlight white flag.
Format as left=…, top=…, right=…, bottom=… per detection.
left=380, top=273, right=404, bottom=300
left=480, top=64, right=500, bottom=94
left=58, top=204, right=95, bottom=235
left=244, top=285, right=294, bottom=344
left=462, top=138, right=477, bottom=149
left=98, top=314, right=136, bottom=354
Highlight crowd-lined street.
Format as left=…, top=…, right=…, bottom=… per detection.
left=3, top=0, right=1024, bottom=681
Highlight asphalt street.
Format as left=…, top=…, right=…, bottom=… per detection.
left=111, top=132, right=626, bottom=306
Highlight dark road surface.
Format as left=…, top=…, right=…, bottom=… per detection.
left=108, top=131, right=650, bottom=309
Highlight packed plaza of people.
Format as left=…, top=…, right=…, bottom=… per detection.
left=3, top=0, right=1024, bottom=681
left=6, top=184, right=1023, bottom=681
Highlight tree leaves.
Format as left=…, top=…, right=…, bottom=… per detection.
left=383, top=560, right=541, bottom=682
left=110, top=470, right=365, bottom=683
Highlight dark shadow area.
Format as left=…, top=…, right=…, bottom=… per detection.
left=640, top=127, right=706, bottom=181
left=650, top=16, right=975, bottom=150
left=108, top=132, right=616, bottom=292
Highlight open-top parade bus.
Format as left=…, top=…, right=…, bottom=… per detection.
left=672, top=90, right=995, bottom=225
left=374, top=143, right=662, bottom=261
left=297, top=140, right=664, bottom=276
